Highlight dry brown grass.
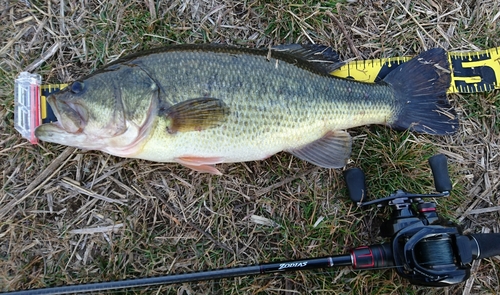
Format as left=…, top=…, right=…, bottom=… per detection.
left=1, top=0, right=499, bottom=294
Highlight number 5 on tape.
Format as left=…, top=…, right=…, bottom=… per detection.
left=331, top=47, right=500, bottom=94
left=449, top=47, right=500, bottom=93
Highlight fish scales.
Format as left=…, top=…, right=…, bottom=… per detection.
left=135, top=49, right=392, bottom=161
left=35, top=45, right=457, bottom=174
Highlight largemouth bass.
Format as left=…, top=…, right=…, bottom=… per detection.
left=35, top=44, right=457, bottom=175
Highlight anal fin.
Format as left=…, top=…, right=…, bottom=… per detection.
left=176, top=156, right=224, bottom=175
left=288, top=131, right=352, bottom=168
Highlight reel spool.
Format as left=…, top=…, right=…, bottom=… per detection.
left=414, top=237, right=455, bottom=268
left=391, top=226, right=471, bottom=287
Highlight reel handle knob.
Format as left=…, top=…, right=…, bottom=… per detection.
left=428, top=154, right=452, bottom=193
left=343, top=168, right=367, bottom=203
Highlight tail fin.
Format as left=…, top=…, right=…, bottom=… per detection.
left=384, top=48, right=458, bottom=135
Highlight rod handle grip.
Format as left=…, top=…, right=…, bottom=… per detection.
left=471, top=233, right=500, bottom=259
left=428, top=154, right=452, bottom=192
left=343, top=168, right=367, bottom=203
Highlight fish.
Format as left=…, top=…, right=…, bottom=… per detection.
left=35, top=44, right=457, bottom=175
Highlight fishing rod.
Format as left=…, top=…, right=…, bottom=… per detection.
left=3, top=154, right=500, bottom=294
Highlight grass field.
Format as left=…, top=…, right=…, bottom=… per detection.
left=1, top=0, right=499, bottom=294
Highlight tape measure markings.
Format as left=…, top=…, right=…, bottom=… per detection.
left=448, top=47, right=499, bottom=93
left=331, top=46, right=500, bottom=94
left=39, top=48, right=500, bottom=106
left=41, top=84, right=67, bottom=122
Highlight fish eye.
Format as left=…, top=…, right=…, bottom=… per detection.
left=70, top=81, right=85, bottom=94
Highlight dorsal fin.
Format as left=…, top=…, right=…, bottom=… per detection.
left=272, top=44, right=344, bottom=74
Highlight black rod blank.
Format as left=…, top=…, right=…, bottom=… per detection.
left=3, top=256, right=353, bottom=295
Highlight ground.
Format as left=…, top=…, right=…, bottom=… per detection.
left=0, top=0, right=499, bottom=294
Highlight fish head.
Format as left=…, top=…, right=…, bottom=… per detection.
left=35, top=64, right=159, bottom=156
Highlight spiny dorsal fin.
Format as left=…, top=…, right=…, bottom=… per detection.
left=288, top=130, right=352, bottom=168
left=272, top=44, right=344, bottom=73
left=161, top=98, right=230, bottom=134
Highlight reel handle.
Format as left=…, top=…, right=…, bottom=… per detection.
left=471, top=233, right=500, bottom=259
left=343, top=168, right=367, bottom=203
left=428, top=154, right=452, bottom=193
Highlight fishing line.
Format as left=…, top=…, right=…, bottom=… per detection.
left=414, top=237, right=455, bottom=267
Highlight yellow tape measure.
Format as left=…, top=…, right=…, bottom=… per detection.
left=40, top=84, right=67, bottom=122
left=39, top=47, right=500, bottom=123
left=331, top=47, right=500, bottom=94
left=447, top=47, right=500, bottom=93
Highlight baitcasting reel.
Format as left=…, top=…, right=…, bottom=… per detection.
left=344, top=154, right=499, bottom=287
left=4, top=155, right=500, bottom=294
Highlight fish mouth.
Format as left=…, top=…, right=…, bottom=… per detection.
left=35, top=95, right=88, bottom=139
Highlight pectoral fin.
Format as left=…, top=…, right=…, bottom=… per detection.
left=288, top=131, right=352, bottom=168
left=162, top=98, right=229, bottom=134
left=176, top=156, right=224, bottom=175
